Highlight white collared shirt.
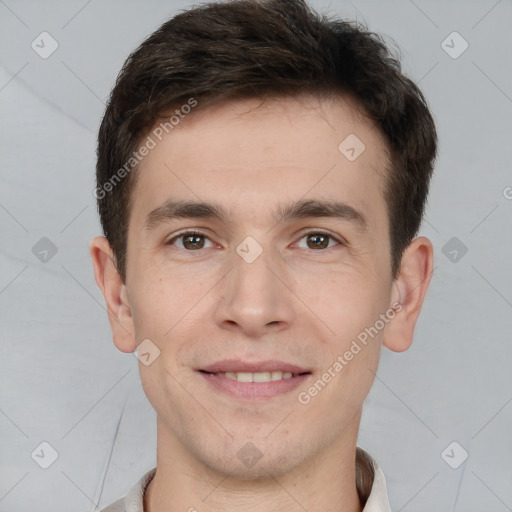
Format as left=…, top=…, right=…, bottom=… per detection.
left=100, top=447, right=391, bottom=512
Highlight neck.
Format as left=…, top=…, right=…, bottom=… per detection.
left=144, top=417, right=363, bottom=512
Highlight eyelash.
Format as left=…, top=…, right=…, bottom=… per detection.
left=165, top=229, right=345, bottom=251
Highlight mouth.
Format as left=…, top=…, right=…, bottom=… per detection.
left=197, top=359, right=312, bottom=400
left=200, top=370, right=306, bottom=382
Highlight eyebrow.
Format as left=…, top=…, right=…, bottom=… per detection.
left=143, top=198, right=368, bottom=232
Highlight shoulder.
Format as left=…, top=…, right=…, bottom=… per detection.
left=357, top=448, right=391, bottom=512
left=99, top=496, right=125, bottom=512
left=99, top=466, right=157, bottom=512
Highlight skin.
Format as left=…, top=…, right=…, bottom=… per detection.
left=90, top=94, right=433, bottom=512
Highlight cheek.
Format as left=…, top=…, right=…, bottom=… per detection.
left=296, top=267, right=390, bottom=341
left=334, top=346, right=381, bottom=414
left=316, top=273, right=390, bottom=404
left=129, top=265, right=192, bottom=333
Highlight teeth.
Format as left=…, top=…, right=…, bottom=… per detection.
left=236, top=372, right=253, bottom=382
left=218, top=371, right=295, bottom=382
left=253, top=372, right=271, bottom=382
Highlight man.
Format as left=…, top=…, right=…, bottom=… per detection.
left=90, top=0, right=437, bottom=510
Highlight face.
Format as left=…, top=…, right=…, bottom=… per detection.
left=122, top=95, right=398, bottom=478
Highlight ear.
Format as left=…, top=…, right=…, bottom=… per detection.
left=383, top=236, right=434, bottom=353
left=89, top=236, right=137, bottom=353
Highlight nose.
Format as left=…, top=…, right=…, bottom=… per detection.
left=213, top=244, right=295, bottom=338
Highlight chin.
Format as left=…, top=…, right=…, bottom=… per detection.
left=192, top=436, right=309, bottom=481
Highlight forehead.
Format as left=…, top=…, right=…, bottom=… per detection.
left=129, top=94, right=389, bottom=233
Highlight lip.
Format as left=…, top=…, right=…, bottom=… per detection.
left=199, top=359, right=310, bottom=374
left=199, top=372, right=311, bottom=400
left=197, top=359, right=312, bottom=400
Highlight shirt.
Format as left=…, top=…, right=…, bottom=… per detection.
left=100, top=447, right=391, bottom=512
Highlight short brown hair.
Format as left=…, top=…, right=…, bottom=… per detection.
left=96, top=0, right=437, bottom=282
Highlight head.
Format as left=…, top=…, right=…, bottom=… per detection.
left=91, top=0, right=436, bottom=482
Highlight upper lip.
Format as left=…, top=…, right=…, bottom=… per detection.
left=199, top=359, right=310, bottom=374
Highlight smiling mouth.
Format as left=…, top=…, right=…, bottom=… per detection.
left=198, top=369, right=312, bottom=400
left=199, top=370, right=310, bottom=382
left=197, top=359, right=312, bottom=399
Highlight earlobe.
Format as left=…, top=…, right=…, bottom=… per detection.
left=383, top=236, right=434, bottom=353
left=89, top=236, right=137, bottom=353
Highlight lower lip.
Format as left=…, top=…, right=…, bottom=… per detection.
left=199, top=372, right=311, bottom=400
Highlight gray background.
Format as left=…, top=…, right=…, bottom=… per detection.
left=1, top=0, right=511, bottom=510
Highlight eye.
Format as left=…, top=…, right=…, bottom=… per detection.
left=296, top=231, right=343, bottom=250
left=166, top=230, right=344, bottom=252
left=166, top=230, right=215, bottom=250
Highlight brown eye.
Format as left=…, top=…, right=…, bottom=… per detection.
left=297, top=232, right=341, bottom=250
left=306, top=233, right=330, bottom=249
left=167, top=231, right=214, bottom=250
left=182, top=234, right=205, bottom=250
